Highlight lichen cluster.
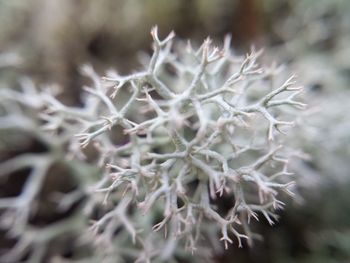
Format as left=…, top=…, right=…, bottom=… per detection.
left=0, top=27, right=304, bottom=262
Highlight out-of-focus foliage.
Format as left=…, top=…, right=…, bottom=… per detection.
left=258, top=1, right=350, bottom=263
left=0, top=0, right=242, bottom=105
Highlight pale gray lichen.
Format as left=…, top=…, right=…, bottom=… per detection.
left=0, top=27, right=305, bottom=262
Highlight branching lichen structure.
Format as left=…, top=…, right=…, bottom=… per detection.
left=0, top=27, right=305, bottom=262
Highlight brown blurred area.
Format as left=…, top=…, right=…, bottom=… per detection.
left=0, top=0, right=267, bottom=105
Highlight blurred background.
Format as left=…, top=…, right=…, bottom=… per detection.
left=0, top=0, right=350, bottom=262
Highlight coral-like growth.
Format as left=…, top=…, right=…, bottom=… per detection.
left=0, top=27, right=304, bottom=262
